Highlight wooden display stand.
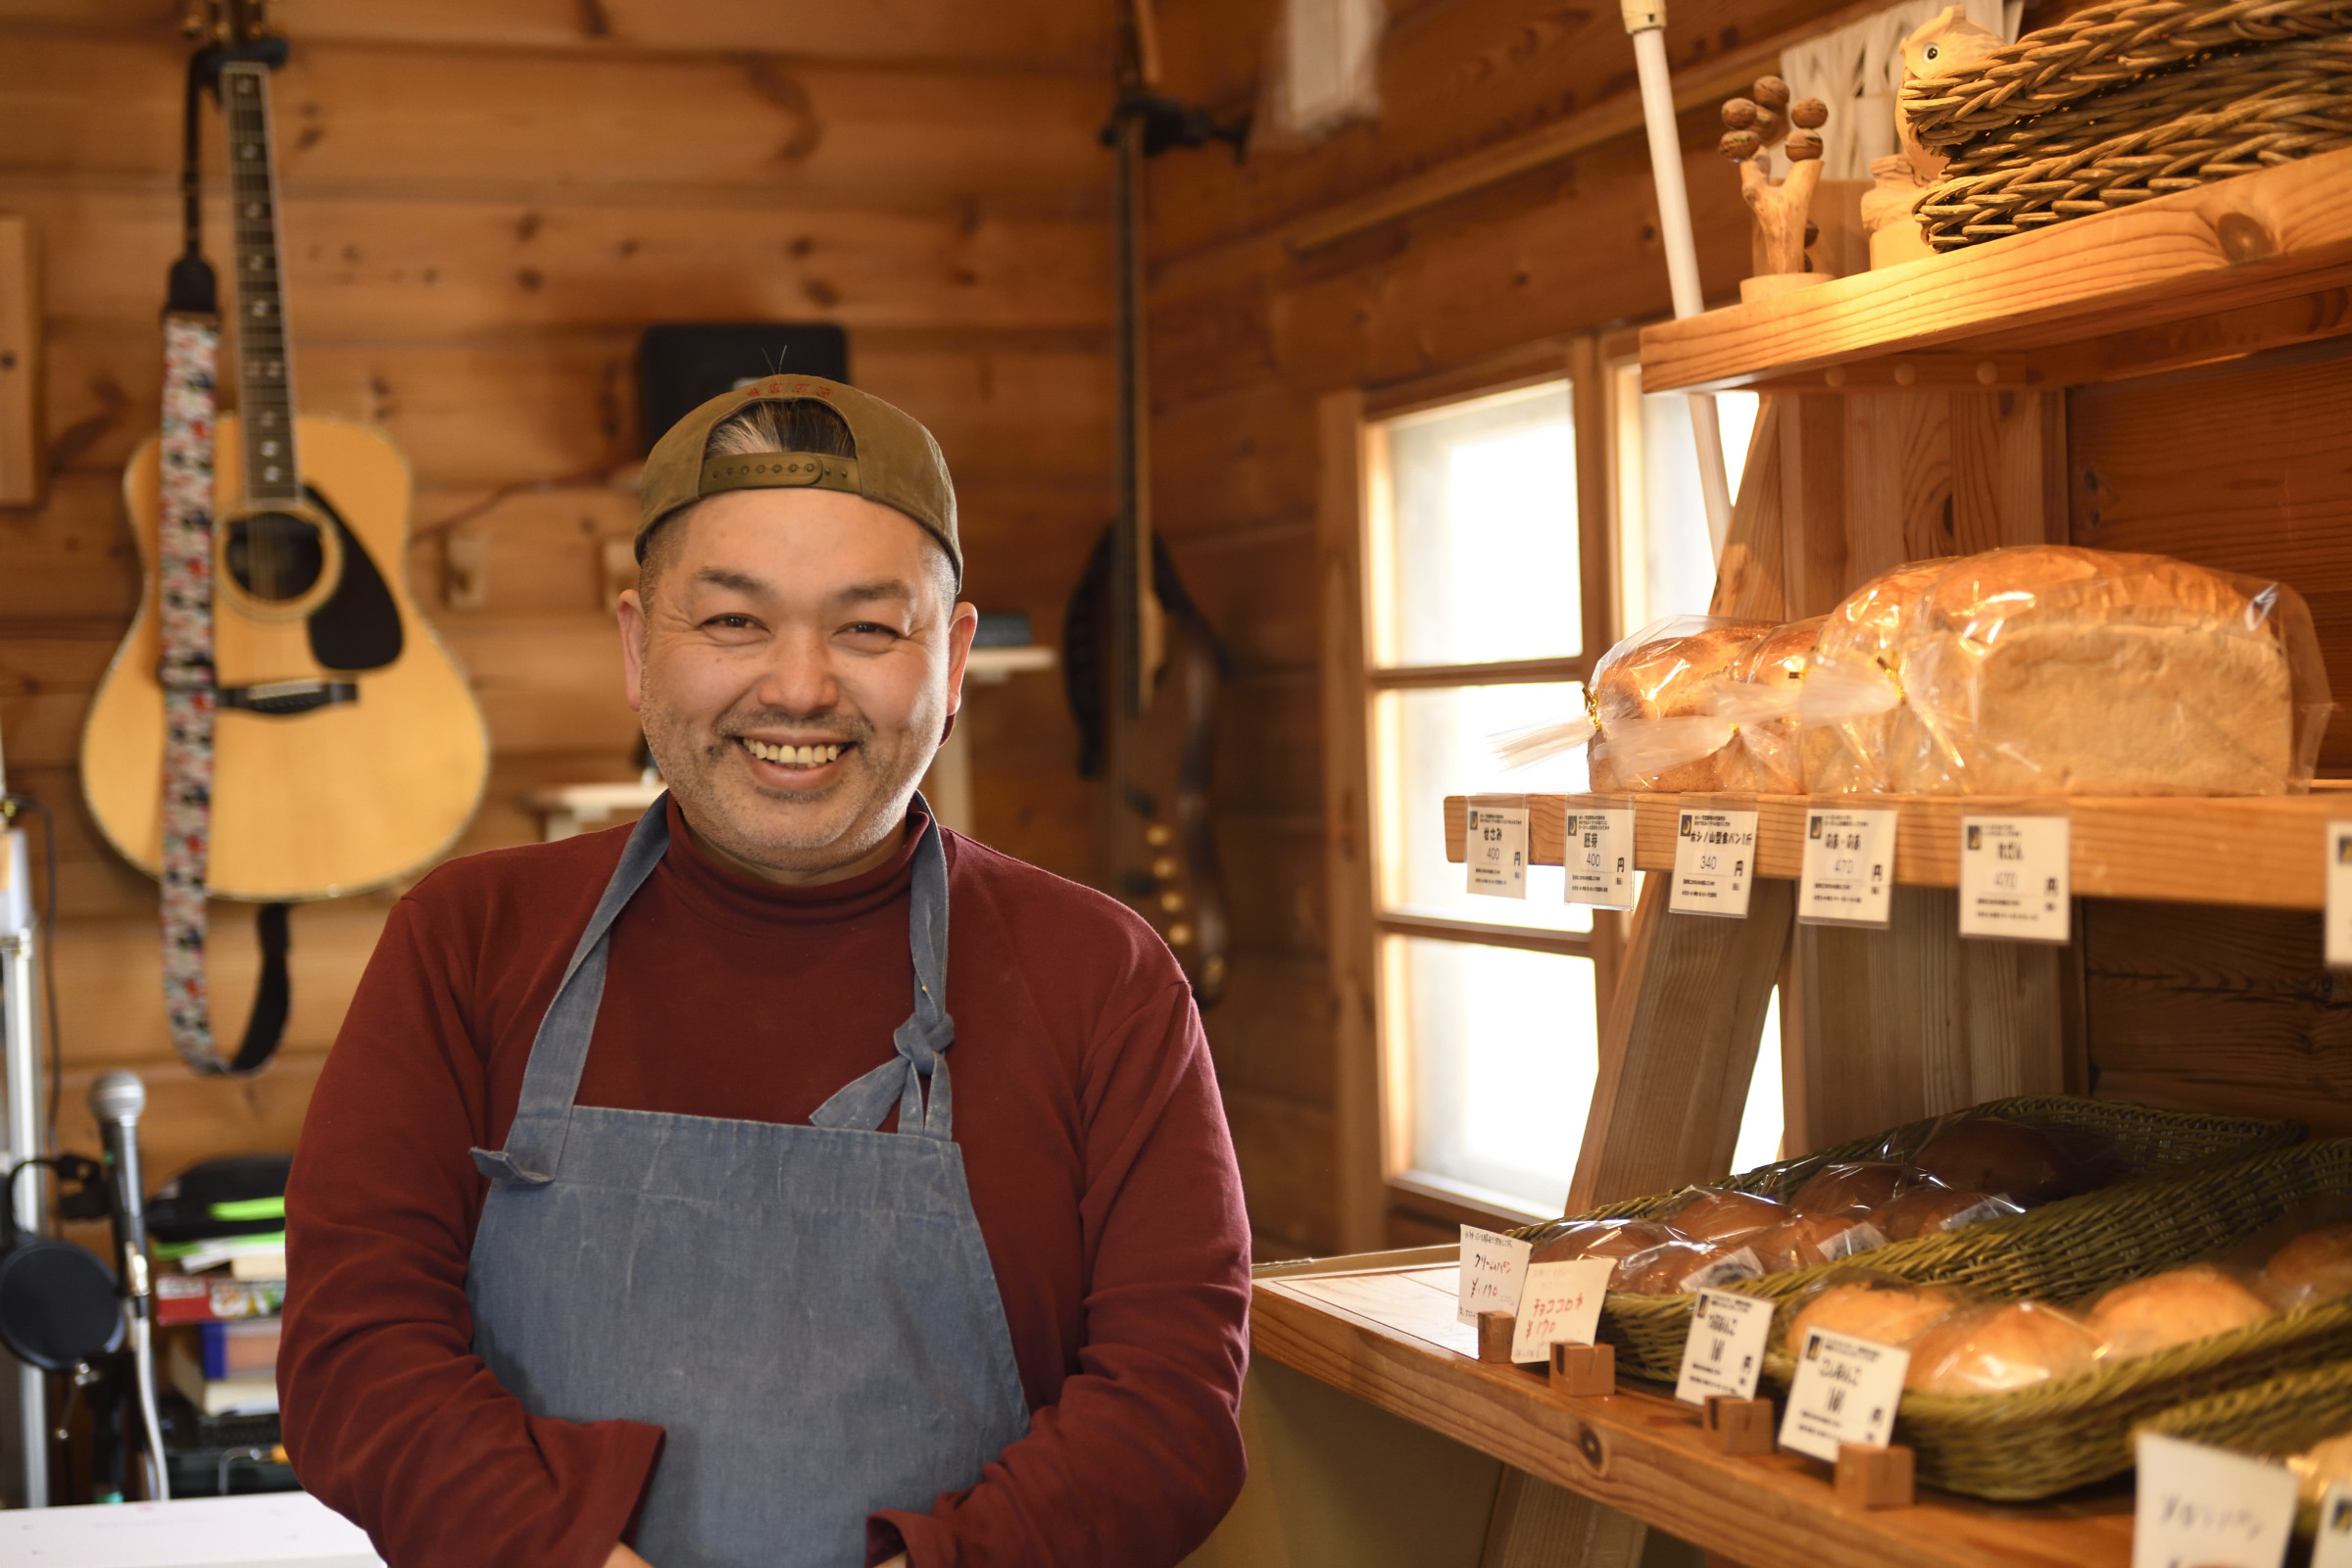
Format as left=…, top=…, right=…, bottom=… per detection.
left=1229, top=146, right=2352, bottom=1568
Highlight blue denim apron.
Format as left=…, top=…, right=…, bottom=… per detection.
left=466, top=797, right=1030, bottom=1568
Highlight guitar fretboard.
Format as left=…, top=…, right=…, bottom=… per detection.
left=221, top=62, right=300, bottom=505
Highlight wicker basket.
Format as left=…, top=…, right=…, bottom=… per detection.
left=1900, top=0, right=2352, bottom=251
left=1753, top=1138, right=2352, bottom=1500
left=1916, top=36, right=2352, bottom=250
left=1543, top=1096, right=2304, bottom=1383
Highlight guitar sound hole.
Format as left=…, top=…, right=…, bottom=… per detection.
left=226, top=512, right=325, bottom=603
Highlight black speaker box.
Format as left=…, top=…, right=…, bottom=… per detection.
left=637, top=323, right=851, bottom=456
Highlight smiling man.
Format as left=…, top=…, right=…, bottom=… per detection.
left=279, top=379, right=1252, bottom=1568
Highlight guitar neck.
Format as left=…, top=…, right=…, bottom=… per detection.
left=220, top=61, right=300, bottom=506
left=1111, top=102, right=1158, bottom=717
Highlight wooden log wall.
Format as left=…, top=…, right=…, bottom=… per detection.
left=0, top=2, right=1115, bottom=1188
left=1147, top=0, right=1853, bottom=1256
left=2066, top=343, right=2352, bottom=1135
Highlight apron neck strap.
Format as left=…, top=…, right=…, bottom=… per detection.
left=476, top=795, right=956, bottom=1187
left=475, top=797, right=673, bottom=1185
left=810, top=796, right=956, bottom=1141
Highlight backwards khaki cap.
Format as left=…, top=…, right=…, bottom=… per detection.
left=637, top=374, right=960, bottom=584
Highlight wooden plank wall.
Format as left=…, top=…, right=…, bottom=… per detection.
left=2067, top=341, right=2352, bottom=1134
left=1147, top=0, right=1850, bottom=1255
left=0, top=3, right=1115, bottom=1186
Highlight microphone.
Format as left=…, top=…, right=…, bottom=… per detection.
left=89, top=1072, right=150, bottom=1309
left=88, top=1070, right=170, bottom=1500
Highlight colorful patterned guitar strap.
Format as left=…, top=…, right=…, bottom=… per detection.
left=159, top=47, right=291, bottom=1077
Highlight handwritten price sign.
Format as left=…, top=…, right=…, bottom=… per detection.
left=1457, top=1226, right=1533, bottom=1325
left=2132, top=1433, right=2296, bottom=1568
left=1507, top=1258, right=1612, bottom=1363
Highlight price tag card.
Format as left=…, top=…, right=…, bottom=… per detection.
left=2132, top=1432, right=2297, bottom=1568
left=2327, top=823, right=2352, bottom=969
left=1508, top=1258, right=1613, bottom=1362
left=1564, top=800, right=1636, bottom=909
left=1958, top=813, right=2072, bottom=943
left=2317, top=1483, right=2352, bottom=1568
left=1670, top=807, right=1759, bottom=918
left=1465, top=796, right=1530, bottom=900
left=1797, top=808, right=1896, bottom=928
left=1777, top=1328, right=1908, bottom=1463
left=1673, top=1288, right=1774, bottom=1404
left=1457, top=1226, right=1532, bottom=1325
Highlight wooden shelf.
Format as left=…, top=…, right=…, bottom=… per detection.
left=1252, top=1255, right=2130, bottom=1568
left=1639, top=148, right=2352, bottom=394
left=1441, top=791, right=2352, bottom=910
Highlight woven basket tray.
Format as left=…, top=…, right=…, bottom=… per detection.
left=1915, top=35, right=2352, bottom=249
left=1544, top=1096, right=2303, bottom=1384
left=2135, top=1357, right=2352, bottom=1531
left=1754, top=1138, right=2352, bottom=1500
left=1903, top=0, right=2352, bottom=146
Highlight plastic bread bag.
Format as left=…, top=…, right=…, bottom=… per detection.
left=1885, top=545, right=2331, bottom=796
left=1866, top=1186, right=2024, bottom=1242
left=1656, top=1186, right=1788, bottom=1243
left=2222, top=1196, right=2352, bottom=1310
left=1715, top=615, right=1826, bottom=794
left=2083, top=1262, right=2277, bottom=1359
left=1525, top=1217, right=1681, bottom=1284
left=1800, top=560, right=1950, bottom=794
left=1904, top=1299, right=2102, bottom=1394
left=1747, top=1213, right=1889, bottom=1274
left=1614, top=1239, right=1765, bottom=1297
left=1873, top=1103, right=2124, bottom=1207
left=1584, top=615, right=1777, bottom=791
left=1786, top=1160, right=1938, bottom=1218
left=1780, top=1268, right=1971, bottom=1353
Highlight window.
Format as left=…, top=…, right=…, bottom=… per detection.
left=1362, top=373, right=1603, bottom=1219
left=1343, top=342, right=1785, bottom=1233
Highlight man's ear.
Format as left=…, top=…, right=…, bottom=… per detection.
left=617, top=587, right=648, bottom=713
left=943, top=599, right=980, bottom=720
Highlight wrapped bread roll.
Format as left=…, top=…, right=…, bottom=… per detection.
left=1661, top=1189, right=1788, bottom=1244
left=1868, top=1187, right=2016, bottom=1242
left=2262, top=1224, right=2352, bottom=1309
left=1802, top=561, right=1946, bottom=794
left=1889, top=546, right=2321, bottom=796
left=1911, top=1117, right=2090, bottom=1207
left=2087, top=1264, right=2274, bottom=1358
left=1785, top=1280, right=1962, bottom=1353
left=1905, top=1301, right=2101, bottom=1395
left=1718, top=615, right=1825, bottom=794
left=1789, top=1161, right=1931, bottom=1218
left=1587, top=617, right=1775, bottom=792
left=1617, top=1239, right=1764, bottom=1296
left=1528, top=1218, right=1679, bottom=1285
left=1749, top=1213, right=1885, bottom=1274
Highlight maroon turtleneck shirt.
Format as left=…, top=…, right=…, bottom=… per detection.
left=279, top=799, right=1251, bottom=1568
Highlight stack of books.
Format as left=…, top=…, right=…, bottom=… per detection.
left=158, top=1207, right=285, bottom=1417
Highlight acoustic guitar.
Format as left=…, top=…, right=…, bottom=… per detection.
left=81, top=42, right=487, bottom=901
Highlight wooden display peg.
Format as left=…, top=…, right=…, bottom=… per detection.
left=1476, top=1311, right=1517, bottom=1363
left=1835, top=1442, right=1915, bottom=1509
left=1702, top=1395, right=1775, bottom=1456
left=1547, top=1341, right=1615, bottom=1396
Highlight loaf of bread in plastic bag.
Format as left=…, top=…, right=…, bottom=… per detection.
left=1586, top=616, right=1774, bottom=792
left=1803, top=547, right=2328, bottom=797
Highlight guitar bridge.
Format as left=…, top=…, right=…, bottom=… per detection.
left=219, top=679, right=360, bottom=715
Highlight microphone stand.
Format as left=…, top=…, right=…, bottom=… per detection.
left=90, top=1073, right=170, bottom=1501
left=1, top=743, right=50, bottom=1506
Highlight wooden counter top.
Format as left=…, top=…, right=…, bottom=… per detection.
left=1252, top=1257, right=2132, bottom=1568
